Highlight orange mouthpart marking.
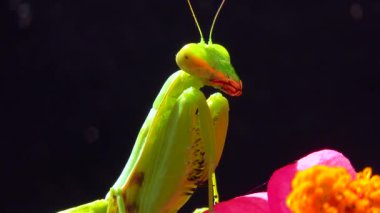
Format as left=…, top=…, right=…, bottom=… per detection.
left=191, top=56, right=242, bottom=96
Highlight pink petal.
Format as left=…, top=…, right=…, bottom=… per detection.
left=206, top=192, right=270, bottom=213
left=296, top=149, right=356, bottom=177
left=267, top=149, right=356, bottom=213
left=267, top=164, right=296, bottom=213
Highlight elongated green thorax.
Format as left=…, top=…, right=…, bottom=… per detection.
left=176, top=42, right=242, bottom=96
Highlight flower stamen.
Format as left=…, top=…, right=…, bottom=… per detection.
left=287, top=165, right=380, bottom=213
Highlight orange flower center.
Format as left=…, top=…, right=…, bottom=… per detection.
left=286, top=165, right=380, bottom=213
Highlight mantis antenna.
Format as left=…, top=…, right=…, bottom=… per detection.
left=187, top=0, right=205, bottom=43
left=187, top=0, right=226, bottom=44
left=208, top=0, right=226, bottom=44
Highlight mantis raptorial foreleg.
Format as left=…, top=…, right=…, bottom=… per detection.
left=139, top=89, right=228, bottom=212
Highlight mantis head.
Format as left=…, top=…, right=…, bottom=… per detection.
left=176, top=42, right=242, bottom=96
left=176, top=0, right=242, bottom=97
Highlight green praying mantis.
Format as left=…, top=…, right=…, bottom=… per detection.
left=59, top=0, right=242, bottom=212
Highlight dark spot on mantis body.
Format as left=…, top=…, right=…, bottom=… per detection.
left=126, top=203, right=137, bottom=212
left=184, top=191, right=193, bottom=196
left=195, top=108, right=199, bottom=115
left=131, top=172, right=144, bottom=186
left=187, top=151, right=206, bottom=184
left=183, top=186, right=197, bottom=196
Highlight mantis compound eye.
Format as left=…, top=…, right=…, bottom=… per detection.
left=209, top=44, right=230, bottom=63
left=176, top=43, right=242, bottom=97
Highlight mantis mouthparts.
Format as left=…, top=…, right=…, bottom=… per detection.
left=211, top=79, right=242, bottom=96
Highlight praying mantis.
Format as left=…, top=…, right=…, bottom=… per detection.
left=59, top=0, right=241, bottom=212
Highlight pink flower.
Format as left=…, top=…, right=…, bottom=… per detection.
left=204, top=149, right=356, bottom=213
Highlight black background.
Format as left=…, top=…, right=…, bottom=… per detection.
left=2, top=0, right=380, bottom=212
